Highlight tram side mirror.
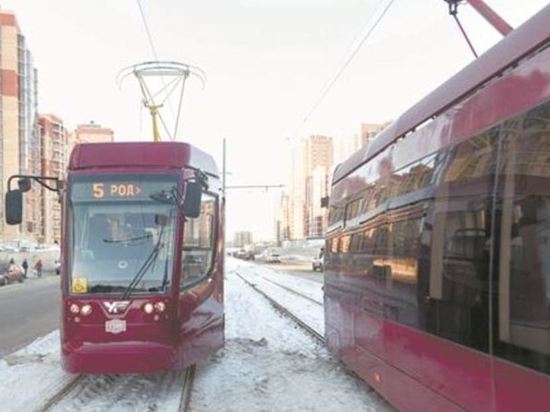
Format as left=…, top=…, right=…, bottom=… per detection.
left=5, top=190, right=23, bottom=225
left=17, top=178, right=32, bottom=193
left=183, top=181, right=202, bottom=218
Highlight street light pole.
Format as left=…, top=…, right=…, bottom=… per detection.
left=222, top=138, right=227, bottom=198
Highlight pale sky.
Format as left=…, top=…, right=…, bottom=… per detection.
left=2, top=0, right=548, bottom=241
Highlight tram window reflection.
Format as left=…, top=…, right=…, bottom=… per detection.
left=181, top=193, right=217, bottom=289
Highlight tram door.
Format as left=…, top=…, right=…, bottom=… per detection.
left=177, top=190, right=224, bottom=368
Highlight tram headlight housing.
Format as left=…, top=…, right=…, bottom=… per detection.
left=69, top=303, right=80, bottom=314
left=143, top=303, right=154, bottom=314
left=81, top=304, right=92, bottom=316
left=154, top=302, right=166, bottom=312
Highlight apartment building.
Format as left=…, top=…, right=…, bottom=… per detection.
left=0, top=9, right=39, bottom=241
left=39, top=114, right=67, bottom=244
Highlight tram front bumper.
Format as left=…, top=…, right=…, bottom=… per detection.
left=62, top=340, right=177, bottom=373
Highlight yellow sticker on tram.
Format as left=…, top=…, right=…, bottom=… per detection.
left=72, top=277, right=88, bottom=294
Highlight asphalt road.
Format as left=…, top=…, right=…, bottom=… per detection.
left=0, top=274, right=60, bottom=358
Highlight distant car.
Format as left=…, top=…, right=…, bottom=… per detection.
left=266, top=252, right=281, bottom=263
left=235, top=250, right=255, bottom=260
left=312, top=249, right=325, bottom=271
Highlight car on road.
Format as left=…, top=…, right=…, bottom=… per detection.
left=265, top=252, right=281, bottom=263
left=0, top=261, right=24, bottom=285
left=312, top=248, right=324, bottom=272
left=235, top=250, right=255, bottom=260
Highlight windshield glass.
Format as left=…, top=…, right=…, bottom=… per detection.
left=68, top=174, right=178, bottom=295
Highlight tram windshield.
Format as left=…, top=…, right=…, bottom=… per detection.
left=68, top=174, right=178, bottom=295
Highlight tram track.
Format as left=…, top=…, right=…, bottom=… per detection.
left=36, top=364, right=195, bottom=412
left=235, top=272, right=325, bottom=343
left=178, top=365, right=196, bottom=412
left=257, top=275, right=323, bottom=306
left=38, top=374, right=84, bottom=412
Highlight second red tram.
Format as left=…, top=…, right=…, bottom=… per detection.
left=325, top=5, right=550, bottom=412
left=6, top=141, right=224, bottom=373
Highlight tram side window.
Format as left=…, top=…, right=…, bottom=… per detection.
left=495, top=101, right=550, bottom=375
left=429, top=208, right=491, bottom=352
left=328, top=204, right=345, bottom=226
left=181, top=193, right=217, bottom=289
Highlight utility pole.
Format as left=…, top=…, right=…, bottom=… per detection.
left=223, top=138, right=227, bottom=198
left=222, top=138, right=227, bottom=270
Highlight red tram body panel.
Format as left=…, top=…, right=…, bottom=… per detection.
left=325, top=6, right=550, bottom=411
left=60, top=142, right=224, bottom=373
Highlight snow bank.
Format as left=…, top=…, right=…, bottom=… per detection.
left=0, top=330, right=76, bottom=412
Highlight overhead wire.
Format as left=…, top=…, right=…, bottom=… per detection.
left=136, top=0, right=160, bottom=61
left=290, top=0, right=397, bottom=140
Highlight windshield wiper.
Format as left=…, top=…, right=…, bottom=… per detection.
left=121, top=238, right=163, bottom=299
left=103, top=233, right=153, bottom=244
left=121, top=208, right=172, bottom=299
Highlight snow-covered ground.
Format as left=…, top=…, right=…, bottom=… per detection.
left=190, top=258, right=389, bottom=411
left=230, top=258, right=325, bottom=335
left=0, top=258, right=390, bottom=411
left=0, top=331, right=73, bottom=411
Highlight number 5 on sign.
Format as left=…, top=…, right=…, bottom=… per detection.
left=93, top=183, right=104, bottom=198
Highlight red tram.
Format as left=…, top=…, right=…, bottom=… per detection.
left=6, top=142, right=224, bottom=373
left=325, top=6, right=550, bottom=411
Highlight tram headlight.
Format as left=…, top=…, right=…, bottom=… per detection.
left=81, top=304, right=92, bottom=316
left=154, top=302, right=166, bottom=312
left=143, top=303, right=154, bottom=314
left=69, top=303, right=80, bottom=314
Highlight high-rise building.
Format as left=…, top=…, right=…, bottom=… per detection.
left=74, top=121, right=114, bottom=145
left=360, top=122, right=390, bottom=147
left=275, top=192, right=290, bottom=245
left=66, top=121, right=114, bottom=159
left=335, top=133, right=361, bottom=165
left=335, top=122, right=391, bottom=165
left=286, top=135, right=333, bottom=240
left=39, top=114, right=68, bottom=244
left=234, top=231, right=253, bottom=248
left=0, top=9, right=40, bottom=241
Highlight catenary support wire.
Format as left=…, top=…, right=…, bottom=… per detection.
left=291, top=0, right=396, bottom=140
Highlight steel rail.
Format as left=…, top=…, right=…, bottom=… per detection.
left=178, top=365, right=196, bottom=412
left=235, top=271, right=393, bottom=409
left=235, top=272, right=325, bottom=343
left=38, top=374, right=84, bottom=412
left=258, top=276, right=323, bottom=306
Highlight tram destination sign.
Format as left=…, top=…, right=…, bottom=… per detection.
left=71, top=175, right=177, bottom=202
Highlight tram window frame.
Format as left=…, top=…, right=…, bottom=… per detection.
left=180, top=191, right=218, bottom=291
